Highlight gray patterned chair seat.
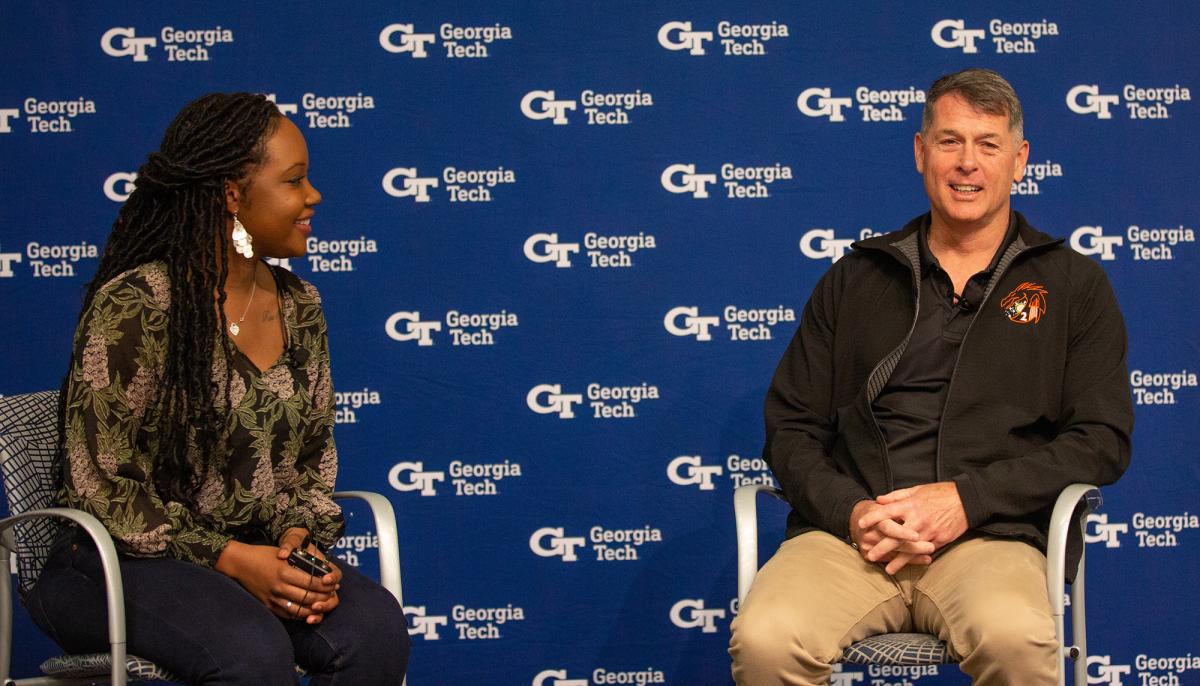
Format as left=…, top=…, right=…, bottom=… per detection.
left=840, top=632, right=952, bottom=665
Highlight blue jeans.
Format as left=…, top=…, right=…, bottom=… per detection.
left=26, top=534, right=409, bottom=685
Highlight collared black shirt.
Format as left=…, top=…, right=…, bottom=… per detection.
left=872, top=215, right=1018, bottom=490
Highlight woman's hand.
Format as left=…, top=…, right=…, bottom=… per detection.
left=215, top=535, right=340, bottom=623
left=277, top=527, right=343, bottom=620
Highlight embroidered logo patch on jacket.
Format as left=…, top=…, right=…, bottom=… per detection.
left=1000, top=282, right=1048, bottom=324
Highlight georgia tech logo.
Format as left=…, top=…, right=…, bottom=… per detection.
left=382, top=168, right=440, bottom=202
left=1086, top=655, right=1131, bottom=685
left=1084, top=514, right=1129, bottom=548
left=663, top=307, right=720, bottom=341
left=526, top=384, right=584, bottom=419
left=388, top=462, right=446, bottom=496
left=1067, top=85, right=1120, bottom=119
left=657, top=21, right=714, bottom=55
left=0, top=109, right=20, bottom=133
left=1000, top=282, right=1048, bottom=325
left=520, top=91, right=578, bottom=125
left=0, top=249, right=22, bottom=278
left=264, top=93, right=299, bottom=116
left=532, top=670, right=589, bottom=686
left=404, top=606, right=450, bottom=640
left=379, top=24, right=436, bottom=57
left=661, top=164, right=718, bottom=198
left=800, top=228, right=855, bottom=262
left=529, top=527, right=587, bottom=562
left=385, top=311, right=442, bottom=345
left=524, top=233, right=580, bottom=267
left=103, top=172, right=137, bottom=202
left=797, top=88, right=853, bottom=122
left=1071, top=225, right=1124, bottom=260
left=930, top=19, right=985, bottom=53
left=669, top=599, right=726, bottom=633
left=100, top=27, right=157, bottom=61
left=667, top=455, right=723, bottom=490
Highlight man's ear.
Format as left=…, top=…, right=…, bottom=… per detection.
left=913, top=132, right=925, bottom=174
left=224, top=180, right=241, bottom=215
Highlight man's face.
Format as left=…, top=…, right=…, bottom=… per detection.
left=914, top=92, right=1029, bottom=233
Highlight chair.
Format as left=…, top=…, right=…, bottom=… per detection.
left=0, top=390, right=406, bottom=686
left=734, top=482, right=1101, bottom=686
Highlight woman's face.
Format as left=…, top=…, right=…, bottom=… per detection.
left=230, top=117, right=321, bottom=259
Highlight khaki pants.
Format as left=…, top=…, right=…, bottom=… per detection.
left=729, top=532, right=1058, bottom=685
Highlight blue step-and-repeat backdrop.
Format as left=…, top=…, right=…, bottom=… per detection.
left=2, top=3, right=1198, bottom=685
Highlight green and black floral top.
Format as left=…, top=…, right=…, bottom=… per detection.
left=60, top=261, right=343, bottom=566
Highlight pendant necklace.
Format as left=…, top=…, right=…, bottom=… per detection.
left=228, top=263, right=258, bottom=337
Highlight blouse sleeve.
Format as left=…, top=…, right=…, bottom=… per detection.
left=268, top=282, right=344, bottom=550
left=61, top=270, right=233, bottom=566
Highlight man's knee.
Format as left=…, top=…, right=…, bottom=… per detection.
left=729, top=601, right=835, bottom=670
left=957, top=598, right=1057, bottom=664
left=323, top=580, right=410, bottom=674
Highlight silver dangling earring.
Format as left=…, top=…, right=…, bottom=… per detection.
left=231, top=214, right=254, bottom=259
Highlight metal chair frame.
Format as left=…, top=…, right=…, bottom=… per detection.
left=734, top=482, right=1101, bottom=686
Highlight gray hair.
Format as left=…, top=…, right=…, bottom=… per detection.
left=921, top=68, right=1024, bottom=140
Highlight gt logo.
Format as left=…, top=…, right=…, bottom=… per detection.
left=669, top=599, right=726, bottom=633
left=796, top=88, right=853, bottom=122
left=103, top=172, right=138, bottom=202
left=1070, top=226, right=1123, bottom=261
left=388, top=462, right=446, bottom=496
left=532, top=670, right=589, bottom=686
left=799, top=228, right=855, bottom=262
left=404, top=606, right=449, bottom=640
left=526, top=384, right=584, bottom=419
left=379, top=24, right=436, bottom=58
left=1066, top=85, right=1120, bottom=119
left=529, top=527, right=587, bottom=562
left=524, top=233, right=580, bottom=268
left=930, top=19, right=986, bottom=54
left=0, top=252, right=22, bottom=278
left=667, top=455, right=723, bottom=490
left=100, top=27, right=157, bottom=61
left=0, top=109, right=19, bottom=134
left=520, top=91, right=578, bottom=125
left=663, top=306, right=720, bottom=341
left=264, top=93, right=299, bottom=116
left=1084, top=514, right=1128, bottom=548
left=830, top=664, right=864, bottom=686
left=385, top=312, right=442, bottom=346
left=657, top=21, right=713, bottom=55
left=661, top=164, right=717, bottom=199
left=1086, top=655, right=1131, bottom=685
left=382, top=168, right=440, bottom=202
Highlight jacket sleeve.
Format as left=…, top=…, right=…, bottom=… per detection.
left=268, top=284, right=344, bottom=550
left=952, top=262, right=1134, bottom=526
left=61, top=273, right=233, bottom=566
left=764, top=267, right=872, bottom=539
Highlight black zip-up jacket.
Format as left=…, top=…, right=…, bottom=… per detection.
left=764, top=212, right=1133, bottom=575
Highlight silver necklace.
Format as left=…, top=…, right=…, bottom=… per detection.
left=228, top=263, right=258, bottom=337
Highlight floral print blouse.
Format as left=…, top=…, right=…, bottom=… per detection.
left=60, top=261, right=343, bottom=566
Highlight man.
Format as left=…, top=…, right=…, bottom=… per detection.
left=729, top=68, right=1132, bottom=685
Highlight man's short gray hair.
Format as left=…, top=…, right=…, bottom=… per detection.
left=921, top=68, right=1024, bottom=141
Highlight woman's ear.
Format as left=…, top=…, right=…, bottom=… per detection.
left=224, top=180, right=241, bottom=215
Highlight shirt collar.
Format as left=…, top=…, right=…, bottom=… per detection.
left=918, top=212, right=1020, bottom=278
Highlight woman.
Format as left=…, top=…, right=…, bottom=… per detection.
left=27, top=93, right=409, bottom=685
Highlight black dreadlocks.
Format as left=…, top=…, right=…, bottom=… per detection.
left=60, top=92, right=281, bottom=506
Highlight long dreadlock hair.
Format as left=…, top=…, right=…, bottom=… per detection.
left=60, top=92, right=281, bottom=506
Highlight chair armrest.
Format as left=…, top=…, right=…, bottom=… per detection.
left=333, top=491, right=403, bottom=606
left=734, top=484, right=786, bottom=604
left=1045, top=483, right=1101, bottom=616
left=1044, top=483, right=1101, bottom=686
left=0, top=509, right=127, bottom=686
